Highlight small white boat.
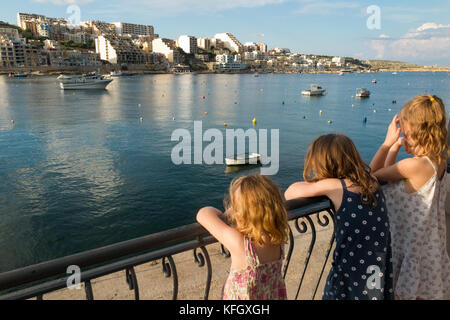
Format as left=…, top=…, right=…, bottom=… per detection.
left=392, top=72, right=398, bottom=75
left=356, top=88, right=370, bottom=98
left=225, top=153, right=261, bottom=166
left=110, top=71, right=135, bottom=77
left=57, top=72, right=113, bottom=90
left=302, top=84, right=326, bottom=96
left=372, top=79, right=377, bottom=83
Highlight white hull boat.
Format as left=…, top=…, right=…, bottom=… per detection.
left=58, top=73, right=113, bottom=90
left=225, top=153, right=261, bottom=166
left=302, top=84, right=326, bottom=96
left=356, top=88, right=370, bottom=98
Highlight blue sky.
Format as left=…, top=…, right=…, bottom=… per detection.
left=1, top=0, right=449, bottom=66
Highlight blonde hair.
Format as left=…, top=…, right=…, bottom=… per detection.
left=400, top=95, right=448, bottom=164
left=303, top=134, right=378, bottom=207
left=225, top=174, right=289, bottom=246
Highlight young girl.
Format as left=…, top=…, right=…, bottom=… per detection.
left=285, top=134, right=394, bottom=300
left=370, top=95, right=450, bottom=300
left=196, top=174, right=289, bottom=300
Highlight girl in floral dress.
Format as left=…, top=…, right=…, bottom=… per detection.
left=371, top=95, right=450, bottom=299
left=197, top=174, right=289, bottom=300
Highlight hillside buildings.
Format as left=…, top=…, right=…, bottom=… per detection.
left=177, top=35, right=197, bottom=54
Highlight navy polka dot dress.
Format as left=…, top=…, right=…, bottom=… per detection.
left=323, top=179, right=394, bottom=300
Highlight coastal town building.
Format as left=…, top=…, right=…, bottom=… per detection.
left=197, top=37, right=211, bottom=51
left=112, top=22, right=154, bottom=37
left=95, top=35, right=148, bottom=65
left=177, top=35, right=197, bottom=54
left=215, top=53, right=246, bottom=70
left=0, top=36, right=16, bottom=67
left=213, top=33, right=243, bottom=53
left=152, top=38, right=180, bottom=64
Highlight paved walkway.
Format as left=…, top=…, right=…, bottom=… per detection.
left=40, top=213, right=450, bottom=300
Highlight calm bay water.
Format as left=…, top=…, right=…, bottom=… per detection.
left=0, top=72, right=449, bottom=272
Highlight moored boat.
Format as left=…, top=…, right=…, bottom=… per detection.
left=57, top=72, right=113, bottom=90
left=302, top=84, right=326, bottom=96
left=356, top=88, right=370, bottom=98
left=225, top=153, right=261, bottom=166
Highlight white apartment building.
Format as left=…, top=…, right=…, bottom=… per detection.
left=113, top=22, right=154, bottom=37
left=152, top=38, right=180, bottom=64
left=213, top=33, right=243, bottom=53
left=197, top=37, right=211, bottom=50
left=95, top=35, right=148, bottom=65
left=177, top=35, right=197, bottom=54
left=215, top=54, right=246, bottom=70
left=95, top=36, right=117, bottom=63
left=332, top=56, right=346, bottom=65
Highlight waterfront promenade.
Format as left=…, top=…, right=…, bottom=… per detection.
left=28, top=214, right=450, bottom=300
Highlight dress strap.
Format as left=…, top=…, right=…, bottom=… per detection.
left=423, top=156, right=437, bottom=174
left=340, top=179, right=347, bottom=190
left=244, top=237, right=259, bottom=267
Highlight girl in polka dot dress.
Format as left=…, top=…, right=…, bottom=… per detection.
left=371, top=95, right=450, bottom=300
left=285, top=134, right=394, bottom=300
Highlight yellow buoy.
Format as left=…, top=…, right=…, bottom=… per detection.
left=252, top=118, right=257, bottom=125
left=319, top=110, right=323, bottom=116
left=224, top=123, right=228, bottom=127
left=373, top=109, right=377, bottom=113
left=204, top=112, right=208, bottom=115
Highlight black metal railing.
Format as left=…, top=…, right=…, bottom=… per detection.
left=0, top=196, right=335, bottom=300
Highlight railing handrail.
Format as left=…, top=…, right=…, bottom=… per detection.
left=0, top=196, right=331, bottom=295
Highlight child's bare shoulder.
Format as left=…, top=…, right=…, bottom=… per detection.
left=397, top=157, right=435, bottom=176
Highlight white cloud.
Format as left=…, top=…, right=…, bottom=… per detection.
left=367, top=22, right=450, bottom=65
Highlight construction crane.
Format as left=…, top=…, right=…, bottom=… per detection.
left=256, top=33, right=264, bottom=46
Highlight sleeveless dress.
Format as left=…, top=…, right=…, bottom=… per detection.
left=323, top=179, right=394, bottom=300
left=384, top=156, right=450, bottom=300
left=222, top=237, right=287, bottom=300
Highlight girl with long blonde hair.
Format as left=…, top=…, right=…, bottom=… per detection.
left=285, top=134, right=394, bottom=300
left=197, top=173, right=289, bottom=300
left=370, top=94, right=450, bottom=300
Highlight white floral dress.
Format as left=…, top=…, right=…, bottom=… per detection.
left=384, top=156, right=450, bottom=299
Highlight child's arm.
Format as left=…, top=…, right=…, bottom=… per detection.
left=284, top=179, right=339, bottom=201
left=196, top=206, right=242, bottom=253
left=373, top=157, right=418, bottom=182
left=370, top=114, right=401, bottom=172
left=384, top=138, right=404, bottom=167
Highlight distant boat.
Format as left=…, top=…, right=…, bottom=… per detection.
left=9, top=72, right=28, bottom=78
left=225, top=153, right=261, bottom=166
left=57, top=72, right=113, bottom=90
left=356, top=88, right=370, bottom=98
left=372, top=79, right=377, bottom=83
left=302, top=84, right=326, bottom=96
left=110, top=71, right=135, bottom=77
left=392, top=71, right=398, bottom=75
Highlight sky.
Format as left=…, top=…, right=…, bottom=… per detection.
left=1, top=0, right=449, bottom=66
